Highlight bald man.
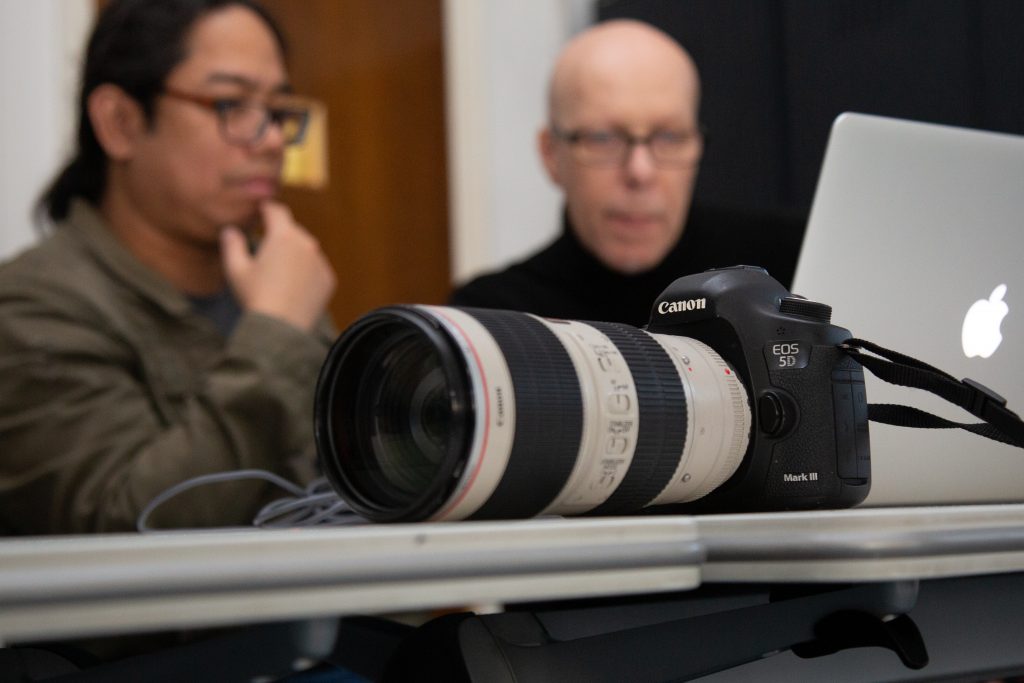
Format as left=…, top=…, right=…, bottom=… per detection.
left=450, top=20, right=802, bottom=326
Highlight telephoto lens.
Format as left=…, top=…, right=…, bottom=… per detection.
left=314, top=305, right=750, bottom=522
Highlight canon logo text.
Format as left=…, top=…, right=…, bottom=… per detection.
left=657, top=298, right=707, bottom=315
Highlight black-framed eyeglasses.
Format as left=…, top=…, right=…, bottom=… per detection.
left=162, top=87, right=311, bottom=146
left=551, top=125, right=704, bottom=167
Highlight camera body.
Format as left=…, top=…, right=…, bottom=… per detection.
left=647, top=266, right=869, bottom=512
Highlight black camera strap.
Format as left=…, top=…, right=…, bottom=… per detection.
left=840, top=338, right=1024, bottom=449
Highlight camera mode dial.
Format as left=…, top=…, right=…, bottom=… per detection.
left=780, top=296, right=832, bottom=323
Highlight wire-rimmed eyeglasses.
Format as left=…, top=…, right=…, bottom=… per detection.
left=551, top=125, right=704, bottom=167
left=162, top=88, right=311, bottom=146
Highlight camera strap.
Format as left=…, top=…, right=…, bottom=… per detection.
left=840, top=338, right=1024, bottom=449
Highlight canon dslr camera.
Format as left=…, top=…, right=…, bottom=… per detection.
left=314, top=266, right=870, bottom=522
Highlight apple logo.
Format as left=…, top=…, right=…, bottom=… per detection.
left=962, top=284, right=1009, bottom=359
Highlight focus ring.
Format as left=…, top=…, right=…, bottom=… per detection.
left=466, top=309, right=583, bottom=519
left=587, top=322, right=688, bottom=515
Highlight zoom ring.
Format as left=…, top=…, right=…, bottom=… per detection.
left=587, top=322, right=688, bottom=515
left=466, top=309, right=584, bottom=519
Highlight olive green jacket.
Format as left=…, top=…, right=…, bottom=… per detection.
left=0, top=201, right=334, bottom=534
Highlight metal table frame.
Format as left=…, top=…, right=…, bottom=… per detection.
left=3, top=505, right=1024, bottom=680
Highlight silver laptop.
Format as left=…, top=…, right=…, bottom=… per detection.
left=792, top=112, right=1024, bottom=506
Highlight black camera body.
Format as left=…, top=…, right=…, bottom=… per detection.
left=647, top=266, right=870, bottom=512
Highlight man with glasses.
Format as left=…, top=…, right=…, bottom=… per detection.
left=450, top=20, right=802, bottom=326
left=0, top=0, right=336, bottom=534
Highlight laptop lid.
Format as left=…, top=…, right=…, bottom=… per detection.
left=792, top=112, right=1024, bottom=506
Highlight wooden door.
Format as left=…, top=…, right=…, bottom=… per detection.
left=262, top=0, right=451, bottom=330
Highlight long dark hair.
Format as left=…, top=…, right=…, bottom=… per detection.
left=38, top=0, right=287, bottom=225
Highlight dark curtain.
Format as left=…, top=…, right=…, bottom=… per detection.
left=598, top=0, right=1024, bottom=218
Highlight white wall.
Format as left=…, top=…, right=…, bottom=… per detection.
left=0, top=0, right=94, bottom=260
left=443, top=0, right=595, bottom=284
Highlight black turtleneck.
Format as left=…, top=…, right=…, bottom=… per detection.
left=448, top=204, right=805, bottom=327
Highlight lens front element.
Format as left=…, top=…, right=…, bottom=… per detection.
left=315, top=310, right=472, bottom=521
left=361, top=336, right=451, bottom=502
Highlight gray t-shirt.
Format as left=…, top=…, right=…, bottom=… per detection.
left=189, top=288, right=242, bottom=337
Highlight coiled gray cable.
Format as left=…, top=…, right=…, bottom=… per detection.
left=137, top=470, right=366, bottom=532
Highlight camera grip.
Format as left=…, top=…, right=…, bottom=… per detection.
left=761, top=346, right=870, bottom=507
